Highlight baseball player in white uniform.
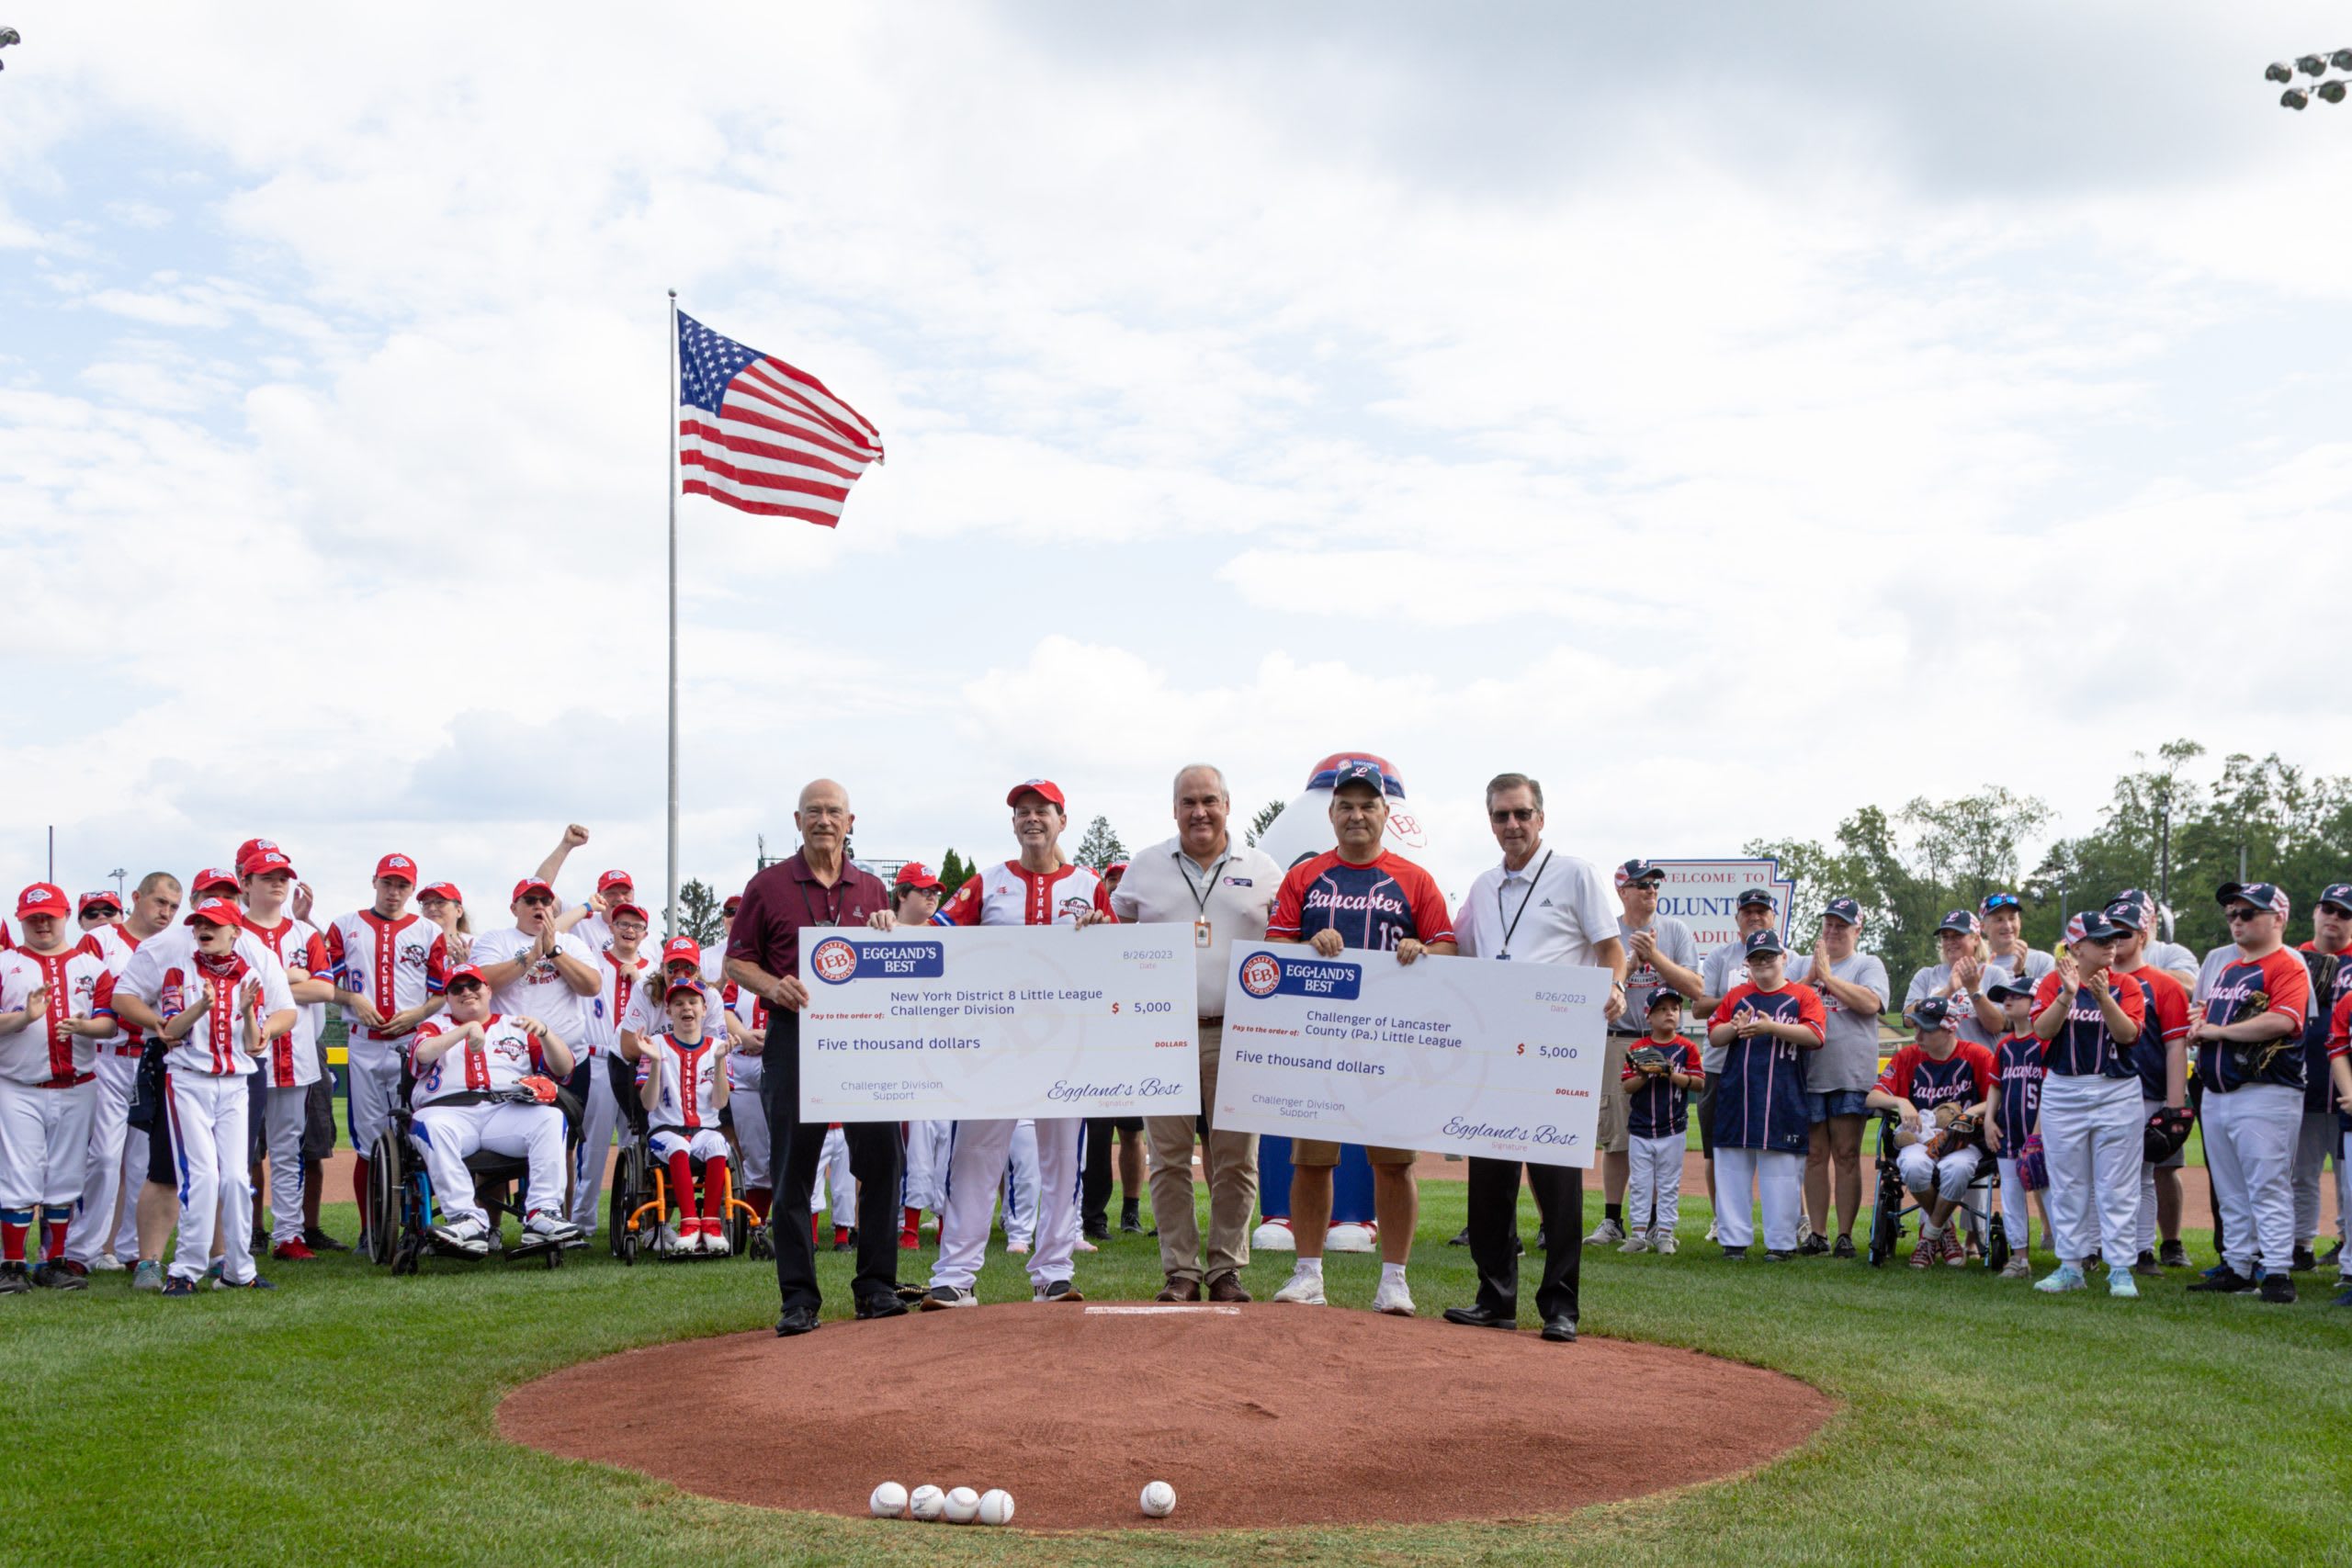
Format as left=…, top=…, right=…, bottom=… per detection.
left=405, top=964, right=582, bottom=1256
left=707, top=896, right=773, bottom=1222
left=322, top=854, right=448, bottom=1239
left=236, top=849, right=335, bottom=1260
left=630, top=978, right=735, bottom=1253
left=0, top=885, right=117, bottom=1292
left=150, top=899, right=299, bottom=1294
left=63, top=879, right=179, bottom=1276
left=568, top=902, right=653, bottom=1234
left=920, top=780, right=1110, bottom=1308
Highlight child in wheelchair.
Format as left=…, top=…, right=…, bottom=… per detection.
left=1867, top=996, right=1996, bottom=1269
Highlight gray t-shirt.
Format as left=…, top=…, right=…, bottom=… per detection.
left=1905, top=954, right=2048, bottom=1051
left=1697, top=944, right=1754, bottom=1073
left=1787, top=951, right=1891, bottom=1092
left=1617, top=914, right=1699, bottom=1035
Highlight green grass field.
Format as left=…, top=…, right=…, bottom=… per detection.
left=8, top=1171, right=2349, bottom=1568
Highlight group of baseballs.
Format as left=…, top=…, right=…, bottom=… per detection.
left=866, top=1479, right=1178, bottom=1526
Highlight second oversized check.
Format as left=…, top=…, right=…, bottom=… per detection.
left=797, top=925, right=1201, bottom=1122
left=1216, top=947, right=1610, bottom=1166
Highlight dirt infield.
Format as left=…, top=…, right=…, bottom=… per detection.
left=499, top=1305, right=1834, bottom=1531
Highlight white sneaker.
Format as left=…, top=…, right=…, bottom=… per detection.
left=1372, top=1274, right=1415, bottom=1316
left=1704, top=1218, right=1719, bottom=1243
left=1586, top=1216, right=1624, bottom=1245
left=1655, top=1234, right=1679, bottom=1256
left=1272, top=1264, right=1327, bottom=1305
left=1620, top=1234, right=1652, bottom=1254
left=90, top=1256, right=127, bottom=1273
left=1006, top=1239, right=1030, bottom=1256
left=525, top=1213, right=584, bottom=1247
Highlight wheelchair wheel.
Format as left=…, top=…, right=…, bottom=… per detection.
left=749, top=1224, right=775, bottom=1261
left=1866, top=1176, right=1901, bottom=1268
left=1985, top=1211, right=2010, bottom=1273
left=365, top=1127, right=405, bottom=1268
left=726, top=1148, right=751, bottom=1257
left=391, top=1230, right=423, bottom=1277
left=608, top=1142, right=648, bottom=1260
left=619, top=1226, right=639, bottom=1268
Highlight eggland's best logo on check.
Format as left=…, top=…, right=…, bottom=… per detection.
left=1216, top=947, right=1610, bottom=1166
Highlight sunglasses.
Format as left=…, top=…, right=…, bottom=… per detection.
left=1982, top=895, right=2020, bottom=911
left=2224, top=907, right=2268, bottom=922
left=519, top=895, right=555, bottom=908
left=1489, top=807, right=1538, bottom=823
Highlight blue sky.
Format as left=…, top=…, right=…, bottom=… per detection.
left=6, top=3, right=2352, bottom=919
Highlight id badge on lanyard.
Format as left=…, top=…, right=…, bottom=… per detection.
left=1194, top=919, right=1213, bottom=950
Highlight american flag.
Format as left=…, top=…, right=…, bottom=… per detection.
left=675, top=310, right=884, bottom=526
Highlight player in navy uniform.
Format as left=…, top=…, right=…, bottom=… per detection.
left=1704, top=931, right=1826, bottom=1260
left=1983, top=978, right=2048, bottom=1279
left=1620, top=989, right=1701, bottom=1254
left=1868, top=997, right=1995, bottom=1269
left=2030, top=910, right=2147, bottom=1298
left=1264, top=760, right=1456, bottom=1315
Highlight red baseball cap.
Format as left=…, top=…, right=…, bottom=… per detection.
left=595, top=869, right=634, bottom=894
left=895, top=862, right=942, bottom=891
left=234, top=837, right=277, bottom=870
left=77, top=891, right=122, bottom=917
left=722, top=893, right=742, bottom=914
left=243, top=850, right=296, bottom=879
left=1007, top=778, right=1067, bottom=810
left=1106, top=861, right=1128, bottom=876
left=444, top=964, right=489, bottom=990
left=15, top=883, right=68, bottom=920
left=608, top=902, right=650, bottom=925
left=665, top=976, right=707, bottom=1001
left=191, top=867, right=241, bottom=897
left=511, top=877, right=556, bottom=904
left=185, top=897, right=243, bottom=928
left=417, top=882, right=463, bottom=904
left=374, top=853, right=418, bottom=883
left=662, top=936, right=702, bottom=967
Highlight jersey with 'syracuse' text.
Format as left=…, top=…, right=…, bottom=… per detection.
left=407, top=1015, right=550, bottom=1107
left=1268, top=850, right=1454, bottom=953
left=1706, top=982, right=1825, bottom=1152
left=640, top=1031, right=725, bottom=1131
left=0, top=939, right=110, bottom=1085
left=323, top=910, right=449, bottom=1054
left=155, top=950, right=297, bottom=1078
left=934, top=861, right=1111, bottom=929
left=240, top=912, right=330, bottom=1089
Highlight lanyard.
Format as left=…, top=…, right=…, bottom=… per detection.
left=1182, top=851, right=1230, bottom=919
left=1497, top=852, right=1551, bottom=959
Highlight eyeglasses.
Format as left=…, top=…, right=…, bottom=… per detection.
left=2224, top=907, right=2267, bottom=922
left=1488, top=808, right=1537, bottom=823
left=519, top=895, right=554, bottom=908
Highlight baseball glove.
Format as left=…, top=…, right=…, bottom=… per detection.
left=2018, top=1133, right=2049, bottom=1191
left=1626, top=1045, right=1671, bottom=1075
left=500, top=1074, right=562, bottom=1106
left=1926, top=1108, right=1983, bottom=1159
left=2143, top=1103, right=2195, bottom=1164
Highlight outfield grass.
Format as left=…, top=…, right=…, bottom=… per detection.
left=7, top=1176, right=2348, bottom=1568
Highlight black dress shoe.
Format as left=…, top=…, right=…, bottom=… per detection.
left=1534, top=1227, right=1547, bottom=1249
left=855, top=1293, right=909, bottom=1320
left=1441, top=1303, right=1516, bottom=1329
left=1446, top=1227, right=1472, bottom=1247
left=1540, top=1316, right=1578, bottom=1343
left=775, top=1305, right=820, bottom=1337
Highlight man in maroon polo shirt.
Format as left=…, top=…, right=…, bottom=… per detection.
left=724, top=777, right=901, bottom=1336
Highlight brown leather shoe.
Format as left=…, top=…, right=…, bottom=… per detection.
left=1156, top=1278, right=1202, bottom=1303
left=1206, top=1272, right=1252, bottom=1303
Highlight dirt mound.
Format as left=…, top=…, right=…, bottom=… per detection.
left=501, top=1303, right=1832, bottom=1530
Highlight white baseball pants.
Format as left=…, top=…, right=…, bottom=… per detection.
left=1713, top=1146, right=1802, bottom=1251
left=2040, top=1073, right=2141, bottom=1269
left=901, top=1119, right=952, bottom=1213
left=166, top=1070, right=255, bottom=1286
left=0, top=1077, right=98, bottom=1233
left=2203, top=1083, right=2301, bottom=1280
left=411, top=1101, right=567, bottom=1229
left=345, top=1045, right=401, bottom=1154
left=567, top=1063, right=626, bottom=1232
left=729, top=1055, right=769, bottom=1191
left=648, top=1126, right=730, bottom=1166
left=1001, top=1119, right=1040, bottom=1247
left=65, top=1051, right=139, bottom=1265
left=1896, top=1144, right=1979, bottom=1204
left=1996, top=1156, right=2039, bottom=1255
left=812, top=1126, right=857, bottom=1228
left=1626, top=1134, right=1684, bottom=1237
left=262, top=1083, right=308, bottom=1240
left=2291, top=1108, right=2341, bottom=1247
left=931, top=1115, right=1080, bottom=1292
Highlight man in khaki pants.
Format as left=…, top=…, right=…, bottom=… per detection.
left=1102, top=764, right=1282, bottom=1303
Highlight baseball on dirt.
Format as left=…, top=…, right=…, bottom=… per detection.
left=1140, top=1480, right=1177, bottom=1517
left=908, top=1484, right=945, bottom=1522
left=944, top=1485, right=981, bottom=1524
left=867, top=1481, right=908, bottom=1518
left=978, top=1488, right=1016, bottom=1526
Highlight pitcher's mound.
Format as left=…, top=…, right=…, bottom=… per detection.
left=500, top=1304, right=1831, bottom=1530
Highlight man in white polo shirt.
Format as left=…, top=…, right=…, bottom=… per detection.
left=1102, top=763, right=1282, bottom=1303
left=1442, top=773, right=1624, bottom=1344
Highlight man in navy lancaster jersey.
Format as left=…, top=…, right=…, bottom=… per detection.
left=1264, top=760, right=1457, bottom=1316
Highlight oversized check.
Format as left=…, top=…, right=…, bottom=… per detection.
left=1215, top=946, right=1610, bottom=1166
left=797, top=924, right=1201, bottom=1122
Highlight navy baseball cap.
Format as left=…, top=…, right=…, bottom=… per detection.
left=2064, top=909, right=2129, bottom=944
left=1736, top=887, right=1777, bottom=910
left=2216, top=882, right=2290, bottom=919
left=1615, top=859, right=1665, bottom=888
left=1985, top=976, right=2036, bottom=1002
left=1906, top=996, right=1955, bottom=1032
left=1981, top=891, right=2021, bottom=913
left=1937, top=909, right=1982, bottom=936
left=1329, top=761, right=1388, bottom=797
left=1742, top=929, right=1787, bottom=957
left=2319, top=883, right=2352, bottom=915
left=1822, top=896, right=1863, bottom=926
left=1645, top=987, right=1682, bottom=1015
left=2105, top=892, right=2152, bottom=929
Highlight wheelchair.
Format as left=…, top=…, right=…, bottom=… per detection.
left=605, top=1061, right=767, bottom=1266
left=364, top=1066, right=584, bottom=1275
left=1864, top=1111, right=2010, bottom=1271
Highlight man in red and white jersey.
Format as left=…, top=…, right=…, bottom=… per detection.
left=920, top=780, right=1112, bottom=1309
left=627, top=978, right=736, bottom=1253
left=62, top=875, right=181, bottom=1277
left=236, top=849, right=336, bottom=1262
left=404, top=964, right=581, bottom=1257
left=0, top=885, right=118, bottom=1292
left=707, top=895, right=774, bottom=1221
left=149, top=899, right=298, bottom=1294
left=567, top=902, right=654, bottom=1235
left=322, top=854, right=449, bottom=1239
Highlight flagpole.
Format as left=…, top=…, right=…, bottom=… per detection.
left=665, top=288, right=681, bottom=939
